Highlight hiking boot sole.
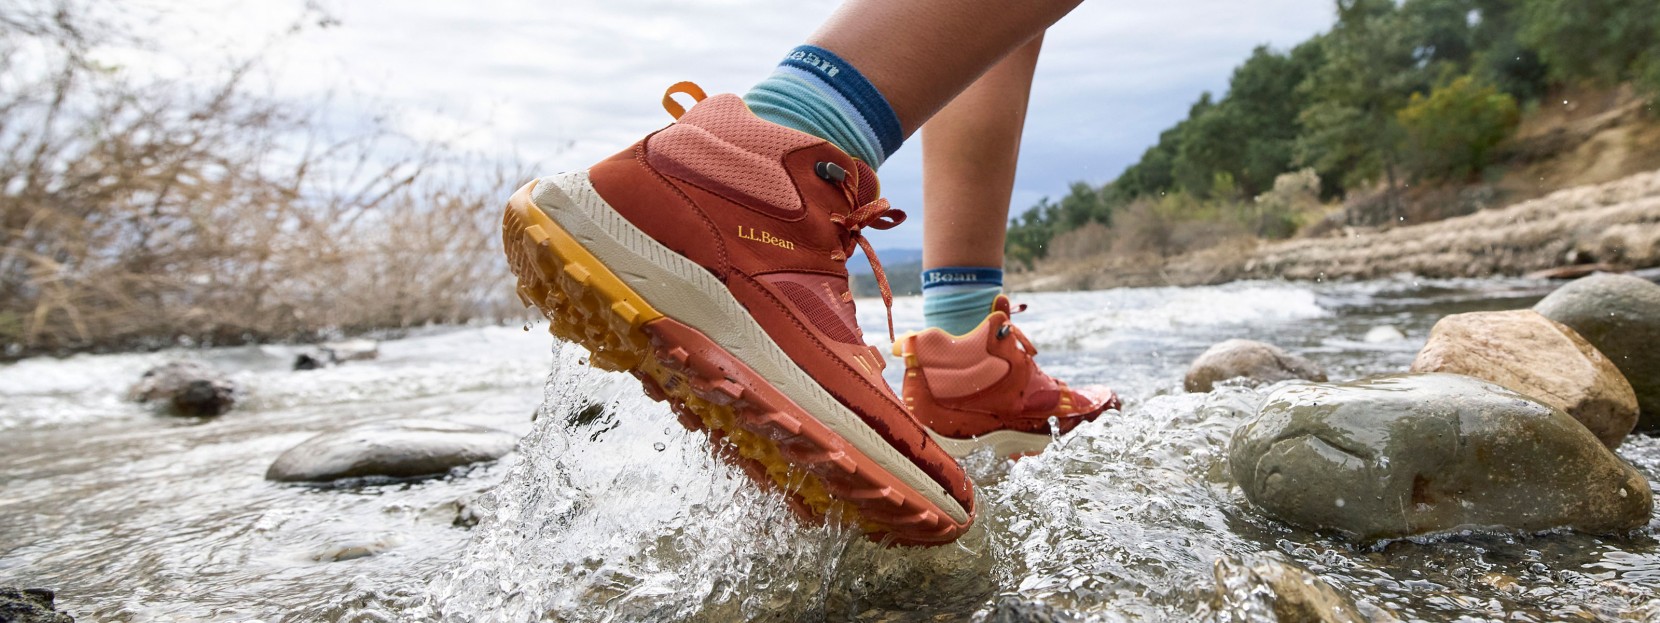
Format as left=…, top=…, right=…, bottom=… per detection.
left=925, top=428, right=1055, bottom=460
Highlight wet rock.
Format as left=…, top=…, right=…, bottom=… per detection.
left=323, top=339, right=379, bottom=362
left=1229, top=374, right=1651, bottom=541
left=1213, top=557, right=1372, bottom=623
left=1534, top=273, right=1660, bottom=428
left=1410, top=310, right=1638, bottom=448
left=1184, top=339, right=1327, bottom=392
left=266, top=419, right=517, bottom=483
left=292, top=339, right=380, bottom=371
left=1364, top=325, right=1407, bottom=343
left=986, top=597, right=1080, bottom=623
left=128, top=361, right=238, bottom=417
left=0, top=587, right=74, bottom=623
left=312, top=534, right=401, bottom=562
left=292, top=353, right=329, bottom=371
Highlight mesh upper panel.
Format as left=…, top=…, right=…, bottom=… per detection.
left=774, top=280, right=862, bottom=344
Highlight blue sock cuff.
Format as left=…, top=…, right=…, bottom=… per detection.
left=779, top=45, right=904, bottom=160
left=920, top=267, right=1004, bottom=291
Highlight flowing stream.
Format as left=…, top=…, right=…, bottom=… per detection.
left=4, top=278, right=1659, bottom=622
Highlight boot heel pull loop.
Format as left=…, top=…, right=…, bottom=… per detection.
left=662, top=81, right=708, bottom=120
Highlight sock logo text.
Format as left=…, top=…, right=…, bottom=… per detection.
left=788, top=50, right=840, bottom=77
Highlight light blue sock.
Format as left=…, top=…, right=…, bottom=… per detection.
left=743, top=45, right=903, bottom=168
left=921, top=267, right=1003, bottom=336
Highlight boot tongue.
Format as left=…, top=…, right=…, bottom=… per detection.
left=850, top=160, right=880, bottom=207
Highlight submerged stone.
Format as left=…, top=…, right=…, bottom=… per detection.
left=1534, top=273, right=1660, bottom=429
left=1364, top=325, right=1407, bottom=343
left=266, top=419, right=517, bottom=483
left=1213, top=557, right=1374, bottom=623
left=1185, top=339, right=1327, bottom=392
left=1229, top=373, right=1651, bottom=541
left=128, top=360, right=238, bottom=417
left=292, top=339, right=380, bottom=371
left=1411, top=310, right=1637, bottom=448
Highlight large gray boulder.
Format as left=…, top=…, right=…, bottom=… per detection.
left=1184, top=339, right=1327, bottom=393
left=1410, top=310, right=1638, bottom=448
left=1229, top=374, right=1651, bottom=541
left=1534, top=273, right=1660, bottom=429
left=266, top=419, right=517, bottom=482
left=128, top=361, right=238, bottom=417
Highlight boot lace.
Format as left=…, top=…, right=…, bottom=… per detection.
left=829, top=198, right=905, bottom=341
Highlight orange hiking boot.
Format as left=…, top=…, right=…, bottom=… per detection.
left=892, top=295, right=1121, bottom=459
left=502, top=83, right=973, bottom=544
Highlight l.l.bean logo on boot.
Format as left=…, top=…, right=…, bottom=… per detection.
left=737, top=226, right=796, bottom=251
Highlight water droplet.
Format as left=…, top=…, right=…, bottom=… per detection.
left=653, top=442, right=667, bottom=452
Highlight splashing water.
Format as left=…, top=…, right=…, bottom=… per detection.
left=4, top=279, right=1660, bottom=621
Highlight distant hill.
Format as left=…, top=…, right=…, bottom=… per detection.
left=848, top=248, right=923, bottom=275
left=849, top=248, right=924, bottom=298
left=1004, top=0, right=1660, bottom=269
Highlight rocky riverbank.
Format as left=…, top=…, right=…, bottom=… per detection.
left=1011, top=167, right=1660, bottom=291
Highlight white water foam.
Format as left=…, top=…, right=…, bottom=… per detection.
left=861, top=281, right=1328, bottom=351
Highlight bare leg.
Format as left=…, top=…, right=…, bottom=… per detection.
left=920, top=34, right=1044, bottom=270
left=807, top=2, right=1076, bottom=135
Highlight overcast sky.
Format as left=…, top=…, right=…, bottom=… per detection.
left=108, top=0, right=1338, bottom=251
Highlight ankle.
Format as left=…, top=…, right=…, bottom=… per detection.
left=742, top=45, right=902, bottom=168
left=921, top=267, right=1003, bottom=336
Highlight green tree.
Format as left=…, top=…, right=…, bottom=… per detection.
left=1117, top=96, right=1211, bottom=198
left=1401, top=0, right=1477, bottom=68
left=1519, top=0, right=1660, bottom=89
left=1173, top=41, right=1324, bottom=199
left=1397, top=75, right=1520, bottom=182
left=1469, top=0, right=1550, bottom=101
left=1295, top=0, right=1427, bottom=209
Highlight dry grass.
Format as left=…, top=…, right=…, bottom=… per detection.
left=0, top=2, right=524, bottom=356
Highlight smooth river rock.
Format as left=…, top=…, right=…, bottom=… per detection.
left=266, top=419, right=517, bottom=483
left=1410, top=310, right=1638, bottom=448
left=1534, top=273, right=1660, bottom=429
left=128, top=361, right=238, bottom=417
left=1185, top=339, right=1327, bottom=392
left=0, top=587, right=74, bottom=623
left=1364, top=325, right=1408, bottom=343
left=1229, top=374, right=1651, bottom=541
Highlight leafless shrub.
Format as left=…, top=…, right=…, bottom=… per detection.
left=1044, top=221, right=1113, bottom=262
left=0, top=1, right=525, bottom=356
left=1108, top=199, right=1175, bottom=258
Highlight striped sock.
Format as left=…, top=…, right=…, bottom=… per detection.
left=743, top=45, right=903, bottom=168
left=921, top=267, right=1004, bottom=336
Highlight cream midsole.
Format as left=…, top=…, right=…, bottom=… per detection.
left=531, top=172, right=968, bottom=525
left=927, top=429, right=1053, bottom=459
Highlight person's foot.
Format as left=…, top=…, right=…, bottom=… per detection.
left=892, top=295, right=1120, bottom=458
left=502, top=83, right=974, bottom=544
